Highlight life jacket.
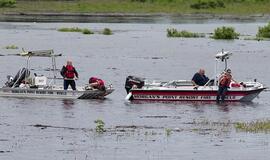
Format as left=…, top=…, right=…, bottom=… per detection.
left=89, top=77, right=105, bottom=90
left=65, top=65, right=75, bottom=78
left=219, top=74, right=231, bottom=87
left=89, top=77, right=98, bottom=84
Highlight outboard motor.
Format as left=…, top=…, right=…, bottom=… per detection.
left=5, top=75, right=14, bottom=87
left=6, top=68, right=30, bottom=87
left=125, top=76, right=144, bottom=94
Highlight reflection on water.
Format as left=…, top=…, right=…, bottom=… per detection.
left=62, top=99, right=75, bottom=109
left=0, top=21, right=269, bottom=160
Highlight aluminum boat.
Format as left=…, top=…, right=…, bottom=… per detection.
left=0, top=50, right=114, bottom=99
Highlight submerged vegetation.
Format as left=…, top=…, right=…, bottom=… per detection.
left=0, top=0, right=16, bottom=8
left=58, top=27, right=113, bottom=35
left=4, top=44, right=18, bottom=49
left=235, top=120, right=270, bottom=133
left=95, top=119, right=105, bottom=133
left=167, top=28, right=205, bottom=38
left=212, top=26, right=240, bottom=39
left=165, top=128, right=172, bottom=136
left=256, top=22, right=270, bottom=38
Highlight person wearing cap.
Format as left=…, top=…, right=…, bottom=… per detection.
left=216, top=69, right=234, bottom=103
left=60, top=60, right=78, bottom=90
left=191, top=69, right=209, bottom=88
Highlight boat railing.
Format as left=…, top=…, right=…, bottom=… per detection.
left=162, top=80, right=193, bottom=87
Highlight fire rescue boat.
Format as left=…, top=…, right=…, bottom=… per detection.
left=0, top=49, right=114, bottom=99
left=125, top=51, right=266, bottom=102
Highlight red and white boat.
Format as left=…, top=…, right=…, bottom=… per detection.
left=125, top=51, right=266, bottom=102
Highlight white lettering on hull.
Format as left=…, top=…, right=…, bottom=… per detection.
left=133, top=94, right=240, bottom=101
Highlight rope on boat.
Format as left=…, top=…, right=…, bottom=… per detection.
left=264, top=89, right=270, bottom=92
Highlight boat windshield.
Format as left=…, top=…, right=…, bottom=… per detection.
left=162, top=80, right=193, bottom=87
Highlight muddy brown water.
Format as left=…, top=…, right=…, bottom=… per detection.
left=0, top=21, right=270, bottom=160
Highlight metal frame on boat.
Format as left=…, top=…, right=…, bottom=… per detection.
left=125, top=50, right=266, bottom=102
left=0, top=49, right=114, bottom=99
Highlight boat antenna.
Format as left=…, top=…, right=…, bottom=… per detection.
left=51, top=50, right=57, bottom=85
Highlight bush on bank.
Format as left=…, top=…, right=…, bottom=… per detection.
left=190, top=0, right=225, bottom=9
left=212, top=26, right=240, bottom=39
left=0, top=0, right=16, bottom=8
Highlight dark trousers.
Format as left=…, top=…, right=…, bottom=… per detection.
left=216, top=86, right=228, bottom=103
left=64, top=80, right=76, bottom=90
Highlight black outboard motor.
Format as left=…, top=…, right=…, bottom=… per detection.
left=125, top=76, right=145, bottom=94
left=5, top=68, right=30, bottom=87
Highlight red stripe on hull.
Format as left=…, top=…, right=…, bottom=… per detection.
left=130, top=88, right=265, bottom=102
left=131, top=90, right=248, bottom=96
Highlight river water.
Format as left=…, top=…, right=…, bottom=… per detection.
left=0, top=20, right=270, bottom=160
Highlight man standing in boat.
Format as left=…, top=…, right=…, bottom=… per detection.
left=216, top=69, right=233, bottom=103
left=191, top=69, right=209, bottom=87
left=60, top=60, right=78, bottom=90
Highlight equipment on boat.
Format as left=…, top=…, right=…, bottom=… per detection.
left=0, top=49, right=114, bottom=99
left=125, top=50, right=266, bottom=102
left=125, top=76, right=145, bottom=93
left=5, top=68, right=30, bottom=88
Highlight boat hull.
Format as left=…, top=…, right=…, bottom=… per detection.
left=129, top=88, right=265, bottom=102
left=0, top=87, right=114, bottom=99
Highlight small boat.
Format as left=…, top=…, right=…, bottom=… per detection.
left=0, top=50, right=114, bottom=99
left=125, top=51, right=266, bottom=102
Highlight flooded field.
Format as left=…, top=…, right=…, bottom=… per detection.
left=0, top=20, right=270, bottom=160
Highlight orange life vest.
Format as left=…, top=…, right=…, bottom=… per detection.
left=219, top=74, right=231, bottom=87
left=65, top=65, right=75, bottom=78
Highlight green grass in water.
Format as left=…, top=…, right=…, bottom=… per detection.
left=94, top=119, right=105, bottom=133
left=257, top=22, right=270, bottom=38
left=211, top=26, right=240, bottom=39
left=58, top=27, right=94, bottom=35
left=102, top=28, right=113, bottom=35
left=57, top=27, right=83, bottom=32
left=235, top=120, right=270, bottom=133
left=167, top=28, right=205, bottom=38
left=5, top=44, right=18, bottom=49
left=82, top=28, right=94, bottom=34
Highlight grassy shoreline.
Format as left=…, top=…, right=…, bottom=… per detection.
left=1, top=0, right=270, bottom=15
